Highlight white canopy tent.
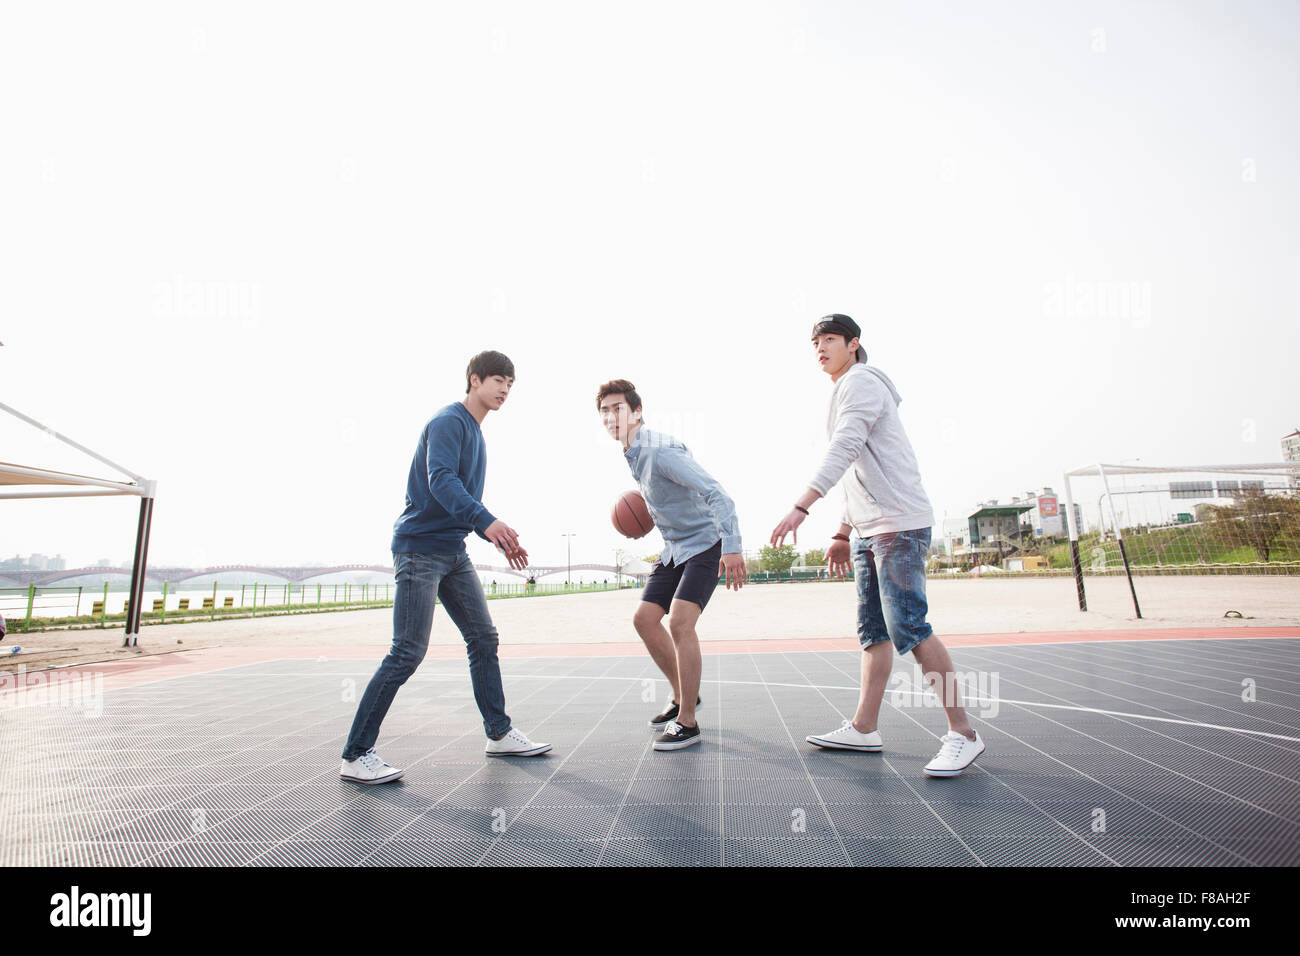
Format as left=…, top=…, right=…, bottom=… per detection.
left=0, top=401, right=156, bottom=645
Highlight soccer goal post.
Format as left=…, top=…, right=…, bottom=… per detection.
left=1062, top=462, right=1300, bottom=617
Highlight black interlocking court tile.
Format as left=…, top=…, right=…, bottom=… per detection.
left=144, top=841, right=271, bottom=867
left=295, top=807, right=428, bottom=842
left=922, top=799, right=1080, bottom=839
left=88, top=807, right=242, bottom=842
left=625, top=777, right=723, bottom=804
left=823, top=801, right=959, bottom=840
left=608, top=804, right=722, bottom=841
left=53, top=842, right=179, bottom=867
left=722, top=838, right=850, bottom=866
left=723, top=804, right=841, bottom=840
left=963, top=837, right=1114, bottom=866
left=1208, top=836, right=1300, bottom=866
left=842, top=838, right=978, bottom=866
left=477, top=839, right=603, bottom=866
left=187, top=809, right=332, bottom=843
left=1034, top=798, right=1170, bottom=839
left=4, top=641, right=1298, bottom=867
left=1083, top=837, right=1247, bottom=867
left=597, top=839, right=719, bottom=867
left=523, top=777, right=630, bottom=807
left=362, top=839, right=497, bottom=867
left=380, top=805, right=502, bottom=842
left=499, top=806, right=621, bottom=840
left=246, top=841, right=389, bottom=867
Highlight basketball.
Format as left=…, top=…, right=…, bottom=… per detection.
left=612, top=490, right=654, bottom=539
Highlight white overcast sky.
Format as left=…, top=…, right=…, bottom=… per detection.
left=2, top=0, right=1298, bottom=573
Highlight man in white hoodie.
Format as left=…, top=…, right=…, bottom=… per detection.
left=770, top=314, right=985, bottom=777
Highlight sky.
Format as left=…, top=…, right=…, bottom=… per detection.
left=2, top=0, right=1298, bottom=576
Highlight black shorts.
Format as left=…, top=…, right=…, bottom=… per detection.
left=641, top=540, right=722, bottom=614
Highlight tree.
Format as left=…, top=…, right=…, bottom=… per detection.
left=642, top=552, right=662, bottom=565
left=760, top=544, right=799, bottom=573
left=803, top=547, right=826, bottom=567
left=1203, top=490, right=1300, bottom=563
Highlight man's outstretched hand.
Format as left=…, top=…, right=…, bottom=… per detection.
left=718, top=552, right=748, bottom=591
left=769, top=508, right=806, bottom=548
left=827, top=539, right=852, bottom=578
left=485, top=519, right=528, bottom=570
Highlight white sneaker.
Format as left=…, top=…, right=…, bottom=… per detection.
left=806, top=720, right=884, bottom=752
left=485, top=727, right=552, bottom=757
left=924, top=730, right=985, bottom=777
left=340, top=748, right=404, bottom=785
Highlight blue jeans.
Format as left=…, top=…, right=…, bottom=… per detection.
left=853, top=528, right=934, bottom=656
left=342, top=551, right=511, bottom=759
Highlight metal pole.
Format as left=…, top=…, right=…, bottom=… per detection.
left=1063, top=474, right=1086, bottom=611
left=124, top=490, right=156, bottom=646
left=0, top=400, right=144, bottom=483
left=561, top=532, right=575, bottom=587
left=1097, top=463, right=1142, bottom=619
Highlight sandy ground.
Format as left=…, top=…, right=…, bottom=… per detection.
left=4, top=574, right=1296, bottom=673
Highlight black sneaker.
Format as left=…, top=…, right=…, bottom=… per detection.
left=653, top=720, right=701, bottom=751
left=649, top=696, right=702, bottom=729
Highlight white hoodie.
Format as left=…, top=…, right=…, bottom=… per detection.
left=807, top=363, right=934, bottom=536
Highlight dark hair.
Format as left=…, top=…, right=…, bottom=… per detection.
left=595, top=379, right=643, bottom=413
left=465, top=350, right=515, bottom=394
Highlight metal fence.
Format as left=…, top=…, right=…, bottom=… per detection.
left=0, top=578, right=641, bottom=632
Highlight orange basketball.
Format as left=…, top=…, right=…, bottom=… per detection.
left=612, top=490, right=654, bottom=539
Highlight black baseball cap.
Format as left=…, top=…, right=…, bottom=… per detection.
left=811, top=313, right=867, bottom=364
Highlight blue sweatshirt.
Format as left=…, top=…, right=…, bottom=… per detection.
left=391, top=402, right=497, bottom=554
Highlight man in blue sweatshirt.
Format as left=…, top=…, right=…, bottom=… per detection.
left=340, top=351, right=551, bottom=785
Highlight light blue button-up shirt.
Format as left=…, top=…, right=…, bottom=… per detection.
left=624, top=425, right=742, bottom=565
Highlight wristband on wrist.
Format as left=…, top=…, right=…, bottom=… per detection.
left=793, top=505, right=809, bottom=515
left=831, top=533, right=849, bottom=542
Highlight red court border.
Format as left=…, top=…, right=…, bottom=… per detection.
left=2, top=627, right=1297, bottom=699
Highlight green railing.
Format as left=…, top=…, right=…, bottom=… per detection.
left=0, top=579, right=642, bottom=632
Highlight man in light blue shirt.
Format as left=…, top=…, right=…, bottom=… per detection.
left=598, top=378, right=746, bottom=751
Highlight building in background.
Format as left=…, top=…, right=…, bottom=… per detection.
left=1283, top=428, right=1300, bottom=492
left=941, top=516, right=970, bottom=559
left=0, top=553, right=65, bottom=571
left=1013, top=487, right=1067, bottom=537
left=1005, top=554, right=1049, bottom=571
left=968, top=501, right=1034, bottom=551
left=1282, top=427, right=1300, bottom=463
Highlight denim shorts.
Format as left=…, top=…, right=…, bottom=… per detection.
left=853, top=527, right=933, bottom=656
